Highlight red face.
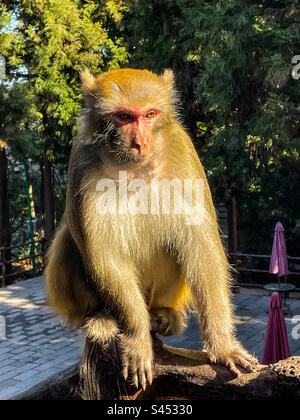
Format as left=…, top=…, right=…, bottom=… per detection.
left=111, top=107, right=161, bottom=158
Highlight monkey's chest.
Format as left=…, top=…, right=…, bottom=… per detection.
left=95, top=212, right=189, bottom=307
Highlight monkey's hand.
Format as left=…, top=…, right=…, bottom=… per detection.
left=210, top=342, right=259, bottom=378
left=120, top=332, right=153, bottom=390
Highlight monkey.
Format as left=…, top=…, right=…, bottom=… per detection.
left=45, top=68, right=258, bottom=391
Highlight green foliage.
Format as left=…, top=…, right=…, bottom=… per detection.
left=0, top=5, right=17, bottom=59
left=124, top=0, right=300, bottom=255
left=124, top=0, right=205, bottom=140
left=0, top=0, right=129, bottom=251
left=1, top=0, right=300, bottom=260
left=193, top=0, right=300, bottom=255
left=4, top=0, right=129, bottom=154
left=0, top=83, right=39, bottom=158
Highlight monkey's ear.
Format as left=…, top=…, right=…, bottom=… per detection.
left=81, top=69, right=96, bottom=93
left=161, top=69, right=175, bottom=89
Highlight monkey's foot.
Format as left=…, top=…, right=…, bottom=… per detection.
left=150, top=307, right=186, bottom=337
left=119, top=333, right=153, bottom=391
left=214, top=347, right=259, bottom=378
left=163, top=343, right=259, bottom=377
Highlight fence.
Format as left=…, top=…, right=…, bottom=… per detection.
left=230, top=252, right=300, bottom=291
left=1, top=241, right=300, bottom=290
left=0, top=239, right=45, bottom=287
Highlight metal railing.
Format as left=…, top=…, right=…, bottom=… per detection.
left=1, top=243, right=299, bottom=290
left=230, top=252, right=300, bottom=290
left=0, top=239, right=46, bottom=287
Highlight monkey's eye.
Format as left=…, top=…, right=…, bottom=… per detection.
left=116, top=112, right=132, bottom=122
left=145, top=111, right=156, bottom=119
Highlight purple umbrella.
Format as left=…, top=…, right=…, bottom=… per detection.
left=262, top=293, right=291, bottom=364
left=269, top=222, right=289, bottom=277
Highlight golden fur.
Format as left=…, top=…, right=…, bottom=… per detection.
left=45, top=68, right=257, bottom=386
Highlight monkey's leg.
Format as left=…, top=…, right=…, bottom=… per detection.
left=45, top=224, right=121, bottom=344
left=150, top=307, right=187, bottom=337
left=45, top=224, right=98, bottom=327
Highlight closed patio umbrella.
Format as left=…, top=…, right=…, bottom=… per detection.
left=269, top=222, right=288, bottom=278
left=264, top=221, right=295, bottom=314
left=262, top=293, right=290, bottom=364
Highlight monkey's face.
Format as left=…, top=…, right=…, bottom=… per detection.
left=81, top=68, right=177, bottom=163
left=109, top=107, right=161, bottom=161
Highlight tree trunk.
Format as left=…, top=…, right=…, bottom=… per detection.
left=13, top=335, right=300, bottom=400
left=0, top=141, right=11, bottom=283
left=78, top=334, right=300, bottom=400
left=227, top=195, right=238, bottom=262
left=42, top=151, right=55, bottom=247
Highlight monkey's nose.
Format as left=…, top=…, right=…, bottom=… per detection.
left=131, top=138, right=142, bottom=154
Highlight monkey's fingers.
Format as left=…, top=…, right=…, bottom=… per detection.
left=133, top=373, right=139, bottom=389
left=244, top=353, right=260, bottom=365
left=226, top=353, right=258, bottom=378
left=236, top=349, right=260, bottom=367
left=119, top=334, right=153, bottom=390
left=235, top=356, right=256, bottom=373
left=138, top=370, right=147, bottom=391
left=126, top=360, right=143, bottom=390
left=135, top=362, right=153, bottom=390
left=122, top=357, right=129, bottom=381
left=145, top=361, right=153, bottom=386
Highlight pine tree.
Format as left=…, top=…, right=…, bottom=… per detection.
left=3, top=0, right=129, bottom=243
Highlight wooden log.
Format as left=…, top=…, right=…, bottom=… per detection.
left=79, top=337, right=143, bottom=400
left=79, top=334, right=300, bottom=400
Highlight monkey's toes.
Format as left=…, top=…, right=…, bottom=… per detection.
left=226, top=350, right=259, bottom=377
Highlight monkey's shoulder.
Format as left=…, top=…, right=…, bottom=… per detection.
left=158, top=123, right=206, bottom=179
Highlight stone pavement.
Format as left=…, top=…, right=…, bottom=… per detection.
left=164, top=291, right=300, bottom=359
left=0, top=277, right=300, bottom=400
left=0, top=277, right=81, bottom=400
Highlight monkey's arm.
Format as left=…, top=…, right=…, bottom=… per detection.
left=71, top=175, right=153, bottom=389
left=181, top=225, right=256, bottom=376
left=84, top=245, right=154, bottom=389
left=171, top=126, right=257, bottom=376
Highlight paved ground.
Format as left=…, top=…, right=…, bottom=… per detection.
left=0, top=277, right=81, bottom=400
left=164, top=290, right=300, bottom=358
left=0, top=277, right=299, bottom=400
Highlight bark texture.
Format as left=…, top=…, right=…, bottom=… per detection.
left=79, top=335, right=300, bottom=400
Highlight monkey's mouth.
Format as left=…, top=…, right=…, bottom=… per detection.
left=109, top=142, right=143, bottom=163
